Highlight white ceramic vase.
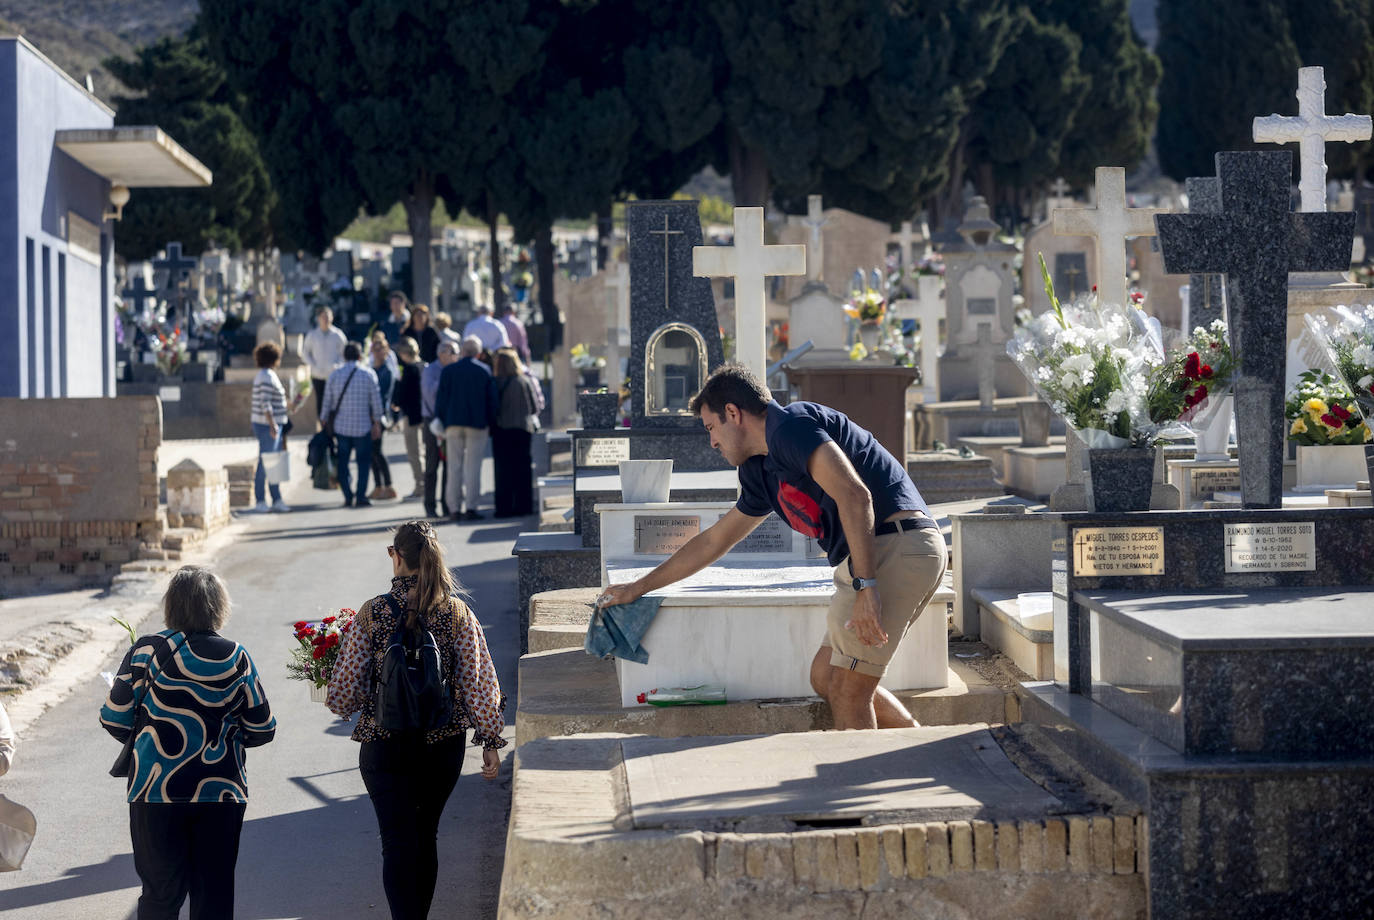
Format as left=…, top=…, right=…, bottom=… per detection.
left=1192, top=395, right=1234, bottom=462
left=310, top=683, right=328, bottom=703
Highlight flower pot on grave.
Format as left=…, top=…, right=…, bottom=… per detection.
left=1191, top=394, right=1234, bottom=461
left=858, top=323, right=880, bottom=356
left=579, top=368, right=603, bottom=389
left=618, top=459, right=673, bottom=502
left=577, top=392, right=620, bottom=429
left=1087, top=448, right=1155, bottom=512
left=1295, top=444, right=1369, bottom=491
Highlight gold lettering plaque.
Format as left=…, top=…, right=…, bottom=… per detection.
left=1224, top=522, right=1315, bottom=573
left=1072, top=526, right=1165, bottom=576
left=576, top=437, right=630, bottom=468
left=633, top=515, right=700, bottom=555
left=1191, top=467, right=1241, bottom=496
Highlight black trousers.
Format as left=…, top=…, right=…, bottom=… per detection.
left=360, top=734, right=465, bottom=920
left=421, top=424, right=447, bottom=515
left=311, top=377, right=326, bottom=419
left=371, top=433, right=392, bottom=486
left=491, top=427, right=533, bottom=516
left=129, top=801, right=247, bottom=920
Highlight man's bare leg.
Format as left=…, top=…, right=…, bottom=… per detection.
left=813, top=648, right=920, bottom=729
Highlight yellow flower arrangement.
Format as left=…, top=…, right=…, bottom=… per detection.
left=1290, top=417, right=1307, bottom=435
left=1303, top=397, right=1328, bottom=415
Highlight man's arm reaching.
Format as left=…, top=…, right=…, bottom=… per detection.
left=598, top=507, right=765, bottom=606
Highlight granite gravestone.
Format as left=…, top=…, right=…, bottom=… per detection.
left=1183, top=177, right=1225, bottom=330
left=1155, top=150, right=1355, bottom=509
left=628, top=201, right=726, bottom=429
left=1357, top=186, right=1374, bottom=262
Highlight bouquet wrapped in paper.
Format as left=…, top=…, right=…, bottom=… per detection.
left=1006, top=256, right=1166, bottom=448
left=1303, top=304, right=1374, bottom=421
left=287, top=610, right=356, bottom=688
left=1146, top=319, right=1236, bottom=437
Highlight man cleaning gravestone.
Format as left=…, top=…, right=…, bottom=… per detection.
left=599, top=363, right=947, bottom=731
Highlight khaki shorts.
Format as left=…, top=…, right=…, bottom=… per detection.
left=824, top=524, right=947, bottom=678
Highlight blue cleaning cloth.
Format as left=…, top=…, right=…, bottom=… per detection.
left=584, top=596, right=665, bottom=664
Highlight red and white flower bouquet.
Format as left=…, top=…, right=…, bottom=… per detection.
left=288, top=610, right=356, bottom=696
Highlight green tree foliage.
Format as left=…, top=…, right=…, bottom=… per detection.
left=201, top=0, right=547, bottom=303
left=1159, top=0, right=1374, bottom=184
left=104, top=34, right=275, bottom=260
left=1285, top=0, right=1374, bottom=180
left=1045, top=0, right=1160, bottom=186
left=962, top=8, right=1089, bottom=192
left=1156, top=0, right=1301, bottom=181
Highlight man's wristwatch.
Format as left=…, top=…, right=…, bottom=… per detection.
left=851, top=576, right=878, bottom=592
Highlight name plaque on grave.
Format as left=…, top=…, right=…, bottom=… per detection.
left=1072, top=527, right=1165, bottom=576
left=576, top=437, right=631, bottom=467
left=1191, top=467, right=1242, bottom=495
left=733, top=515, right=791, bottom=553
left=1224, top=522, right=1316, bottom=573
left=634, top=515, right=700, bottom=555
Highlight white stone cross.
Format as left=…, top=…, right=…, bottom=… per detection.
left=893, top=297, right=943, bottom=401
left=1052, top=166, right=1167, bottom=309
left=1253, top=66, right=1372, bottom=213
left=971, top=323, right=998, bottom=410
left=788, top=195, right=829, bottom=283
left=1048, top=177, right=1072, bottom=211
left=897, top=221, right=917, bottom=277
left=694, top=207, right=807, bottom=381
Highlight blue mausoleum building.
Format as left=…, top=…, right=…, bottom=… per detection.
left=0, top=34, right=211, bottom=397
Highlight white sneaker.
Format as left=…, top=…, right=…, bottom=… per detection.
left=271, top=501, right=291, bottom=513
left=251, top=501, right=270, bottom=513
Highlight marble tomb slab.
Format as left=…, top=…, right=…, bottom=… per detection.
left=623, top=725, right=1063, bottom=830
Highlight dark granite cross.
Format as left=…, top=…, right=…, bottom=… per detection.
left=1184, top=177, right=1225, bottom=330
left=1156, top=151, right=1354, bottom=508
left=120, top=275, right=157, bottom=313
left=153, top=242, right=197, bottom=289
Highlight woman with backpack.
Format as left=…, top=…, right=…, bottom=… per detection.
left=326, top=519, right=505, bottom=920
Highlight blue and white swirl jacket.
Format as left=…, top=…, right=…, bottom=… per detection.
left=100, top=629, right=276, bottom=803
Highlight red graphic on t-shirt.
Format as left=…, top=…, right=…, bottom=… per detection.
left=776, top=481, right=822, bottom=537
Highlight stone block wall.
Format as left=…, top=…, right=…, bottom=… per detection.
left=0, top=396, right=163, bottom=592
left=166, top=459, right=230, bottom=530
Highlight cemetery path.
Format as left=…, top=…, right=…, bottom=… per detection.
left=0, top=444, right=521, bottom=920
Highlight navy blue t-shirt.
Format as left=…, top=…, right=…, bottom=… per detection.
left=736, top=401, right=932, bottom=566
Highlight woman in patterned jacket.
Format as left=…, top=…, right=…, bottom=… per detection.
left=327, top=519, right=505, bottom=920
left=100, top=566, right=276, bottom=920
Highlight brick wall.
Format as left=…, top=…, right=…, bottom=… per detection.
left=0, top=396, right=162, bottom=593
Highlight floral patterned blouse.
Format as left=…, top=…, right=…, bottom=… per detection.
left=327, top=575, right=507, bottom=750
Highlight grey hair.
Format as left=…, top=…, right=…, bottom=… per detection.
left=163, top=565, right=231, bottom=633
left=477, top=302, right=495, bottom=315
left=437, top=339, right=459, bottom=357
left=460, top=335, right=482, bottom=357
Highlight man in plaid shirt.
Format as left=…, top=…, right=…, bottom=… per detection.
left=320, top=342, right=384, bottom=507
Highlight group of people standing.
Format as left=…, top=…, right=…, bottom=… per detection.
left=260, top=290, right=543, bottom=519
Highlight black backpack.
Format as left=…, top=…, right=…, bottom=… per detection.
left=374, top=595, right=454, bottom=732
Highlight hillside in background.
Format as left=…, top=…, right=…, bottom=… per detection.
left=0, top=0, right=196, bottom=101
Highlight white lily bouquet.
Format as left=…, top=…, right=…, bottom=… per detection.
left=1303, top=304, right=1374, bottom=421
left=1007, top=255, right=1166, bottom=448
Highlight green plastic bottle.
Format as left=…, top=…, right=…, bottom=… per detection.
left=636, top=685, right=727, bottom=706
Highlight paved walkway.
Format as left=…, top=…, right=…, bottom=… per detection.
left=0, top=435, right=527, bottom=919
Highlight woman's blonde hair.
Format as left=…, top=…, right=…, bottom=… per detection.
left=392, top=520, right=462, bottom=627
left=494, top=347, right=523, bottom=378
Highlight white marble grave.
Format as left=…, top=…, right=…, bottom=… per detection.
left=597, top=500, right=949, bottom=707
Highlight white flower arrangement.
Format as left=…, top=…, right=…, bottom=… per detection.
left=1007, top=255, right=1165, bottom=447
